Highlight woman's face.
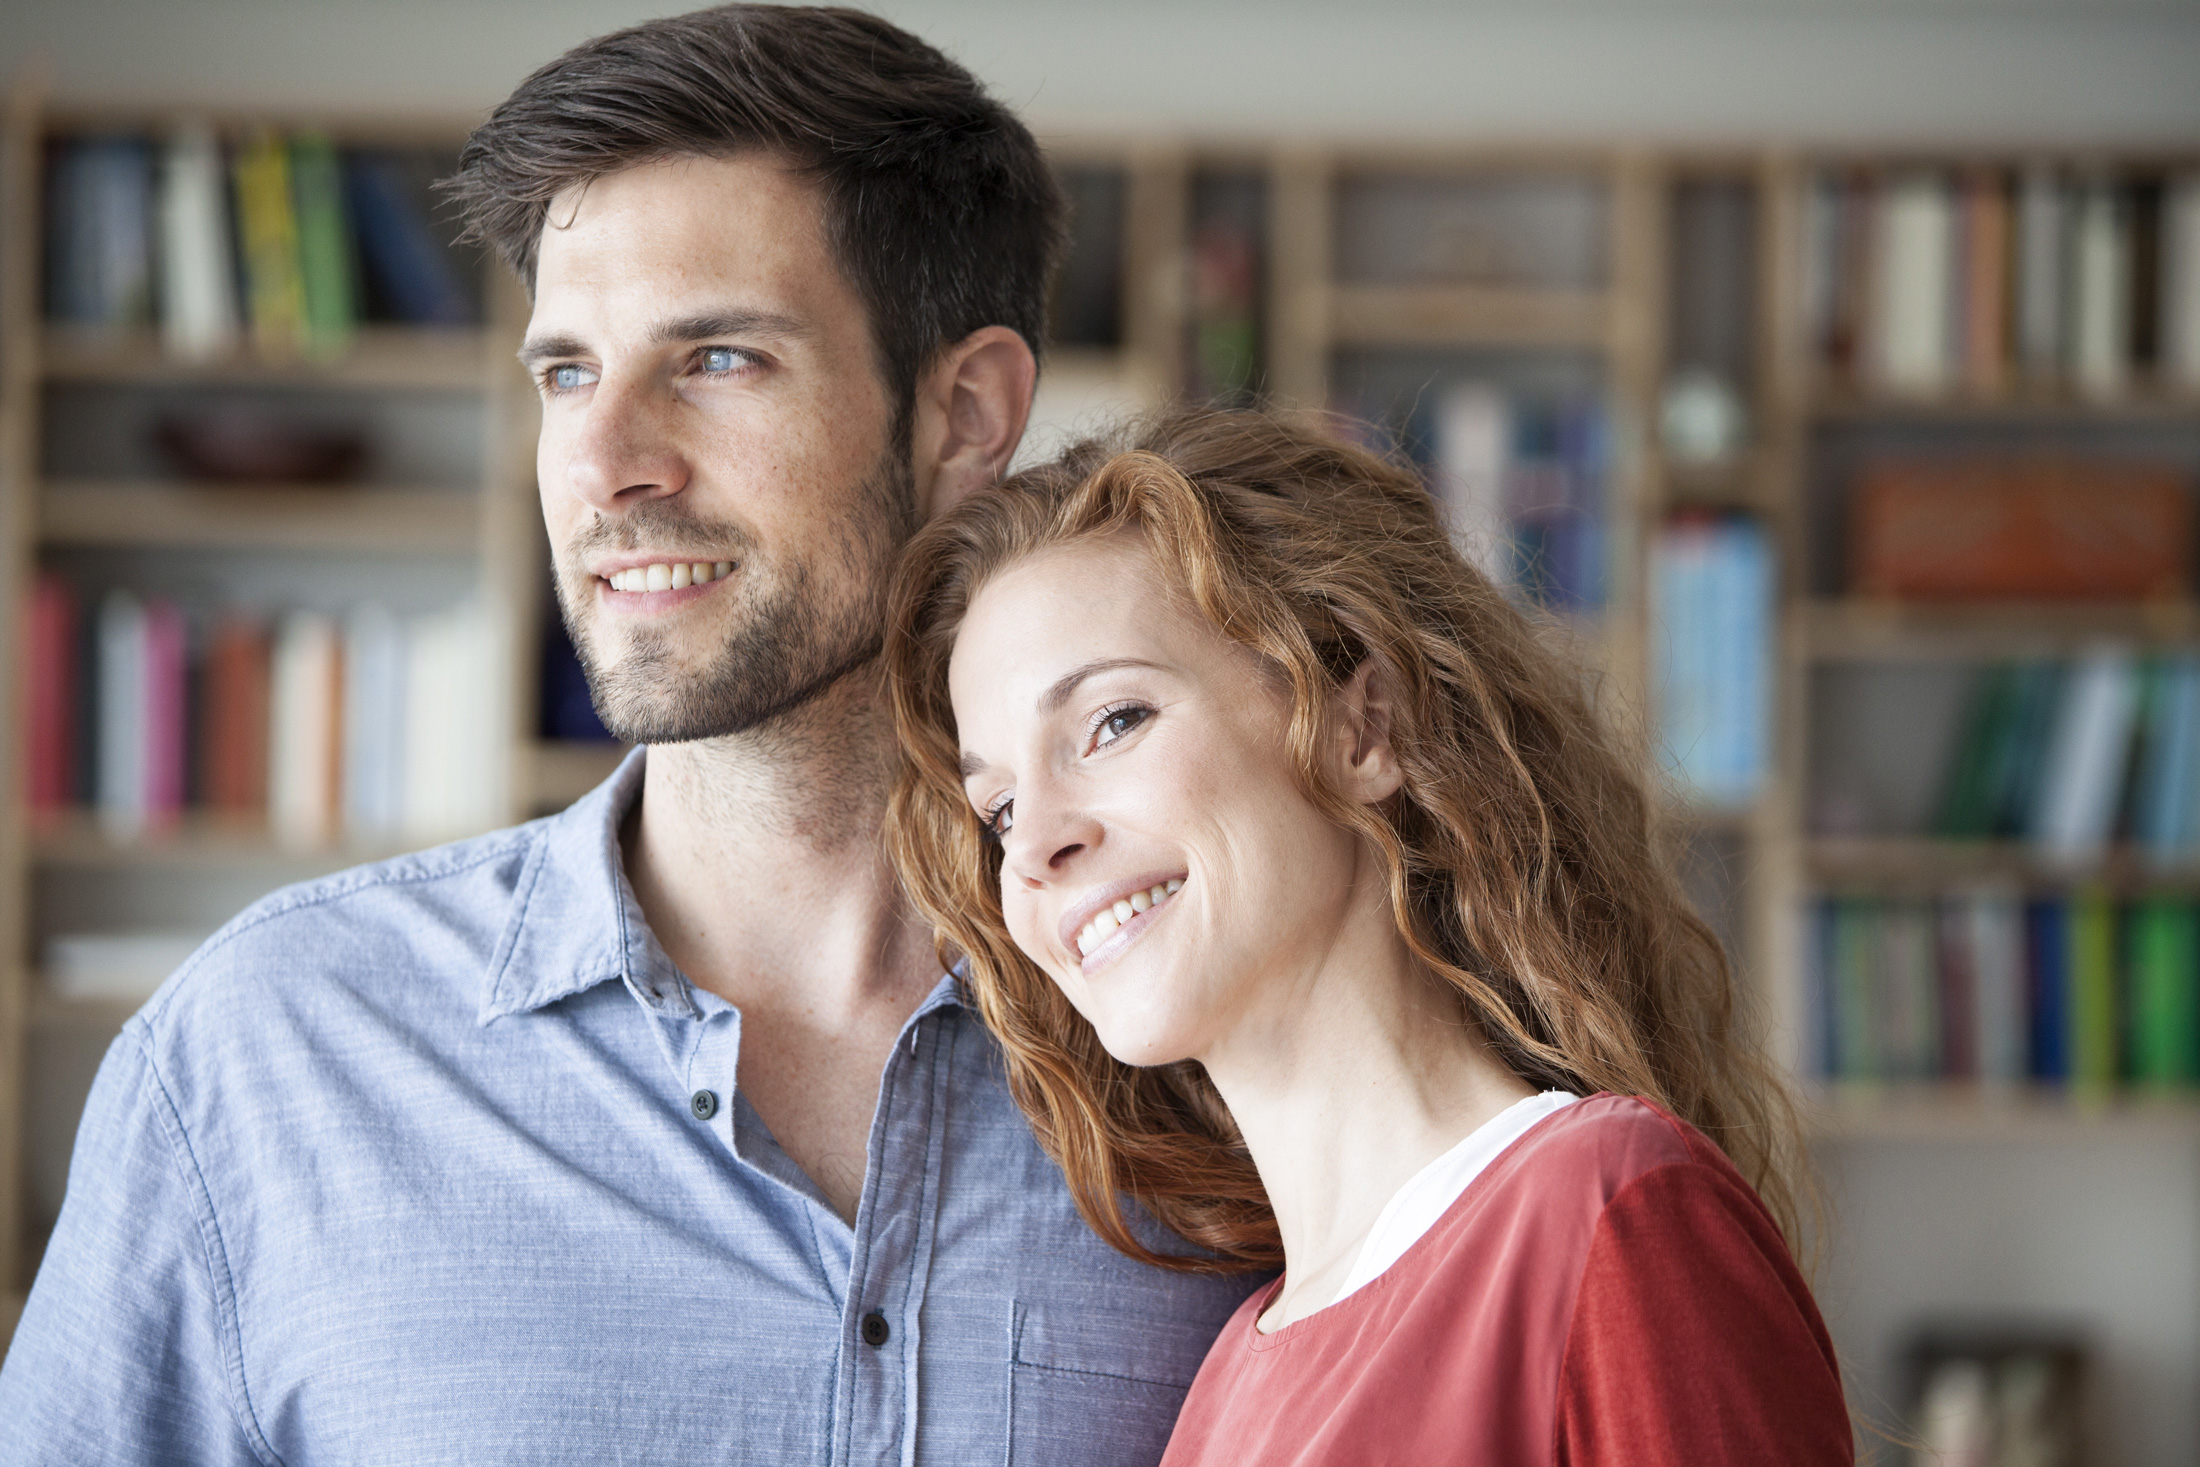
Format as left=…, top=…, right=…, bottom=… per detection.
left=948, top=533, right=1381, bottom=1068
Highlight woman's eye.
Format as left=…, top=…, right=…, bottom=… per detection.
left=979, top=797, right=1014, bottom=843
left=698, top=347, right=752, bottom=375
left=1093, top=704, right=1151, bottom=749
left=544, top=363, right=598, bottom=393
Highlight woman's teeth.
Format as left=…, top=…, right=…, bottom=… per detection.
left=607, top=561, right=734, bottom=593
left=1077, top=879, right=1184, bottom=957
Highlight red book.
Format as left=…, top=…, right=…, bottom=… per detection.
left=199, top=616, right=272, bottom=817
left=143, top=600, right=188, bottom=830
left=24, top=574, right=78, bottom=816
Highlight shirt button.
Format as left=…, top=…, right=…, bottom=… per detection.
left=860, top=1312, right=891, bottom=1347
left=690, top=1089, right=718, bottom=1120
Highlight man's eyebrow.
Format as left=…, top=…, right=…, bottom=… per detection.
left=516, top=310, right=809, bottom=367
left=1040, top=658, right=1162, bottom=714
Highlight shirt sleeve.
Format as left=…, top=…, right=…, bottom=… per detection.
left=0, top=1026, right=268, bottom=1465
left=1554, top=1159, right=1853, bottom=1467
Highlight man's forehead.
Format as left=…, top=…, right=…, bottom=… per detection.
left=533, top=153, right=825, bottom=287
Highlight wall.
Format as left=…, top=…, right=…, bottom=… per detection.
left=2, top=0, right=2197, bottom=143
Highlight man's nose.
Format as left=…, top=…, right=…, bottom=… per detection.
left=560, top=371, right=691, bottom=515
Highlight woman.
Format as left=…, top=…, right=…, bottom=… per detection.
left=883, top=408, right=1850, bottom=1465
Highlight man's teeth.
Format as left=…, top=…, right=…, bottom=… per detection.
left=607, top=561, right=734, bottom=592
left=1076, top=879, right=1185, bottom=957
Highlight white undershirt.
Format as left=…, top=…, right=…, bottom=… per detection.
left=1331, top=1090, right=1580, bottom=1303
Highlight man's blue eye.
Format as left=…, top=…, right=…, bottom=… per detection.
left=549, top=364, right=593, bottom=390
left=701, top=348, right=745, bottom=373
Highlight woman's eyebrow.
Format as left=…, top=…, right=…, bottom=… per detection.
left=1039, top=658, right=1163, bottom=714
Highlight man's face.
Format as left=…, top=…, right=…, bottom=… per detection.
left=524, top=154, right=911, bottom=743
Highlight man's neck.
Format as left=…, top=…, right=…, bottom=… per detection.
left=622, top=667, right=943, bottom=1220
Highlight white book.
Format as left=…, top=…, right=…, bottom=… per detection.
left=1432, top=383, right=1512, bottom=590
left=95, top=591, right=149, bottom=840
left=1872, top=174, right=1955, bottom=394
left=2030, top=644, right=2140, bottom=863
left=1960, top=884, right=2027, bottom=1087
left=2016, top=167, right=2067, bottom=380
left=2069, top=181, right=2130, bottom=398
left=2163, top=173, right=2200, bottom=392
left=402, top=600, right=504, bottom=842
left=343, top=603, right=407, bottom=840
left=157, top=125, right=239, bottom=360
left=270, top=611, right=342, bottom=848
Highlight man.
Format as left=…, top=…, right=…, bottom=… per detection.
left=0, top=9, right=1259, bottom=1462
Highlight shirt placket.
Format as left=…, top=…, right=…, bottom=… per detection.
left=832, top=1003, right=956, bottom=1467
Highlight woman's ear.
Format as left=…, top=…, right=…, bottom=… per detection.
left=1330, top=659, right=1405, bottom=806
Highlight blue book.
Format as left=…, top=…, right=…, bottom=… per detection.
left=343, top=152, right=476, bottom=324
left=2134, top=655, right=2200, bottom=861
left=46, top=137, right=155, bottom=326
left=2026, top=898, right=2069, bottom=1081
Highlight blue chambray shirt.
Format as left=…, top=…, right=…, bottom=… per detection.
left=0, top=750, right=1260, bottom=1464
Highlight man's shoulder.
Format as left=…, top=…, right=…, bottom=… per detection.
left=133, top=817, right=555, bottom=1048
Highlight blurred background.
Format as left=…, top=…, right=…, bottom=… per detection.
left=3, top=1, right=2199, bottom=1461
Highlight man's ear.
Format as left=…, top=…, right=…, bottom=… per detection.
left=1331, top=658, right=1405, bottom=806
left=908, top=325, right=1037, bottom=519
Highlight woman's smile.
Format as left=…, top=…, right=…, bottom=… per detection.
left=1067, top=875, right=1188, bottom=971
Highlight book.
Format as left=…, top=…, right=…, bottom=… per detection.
left=1871, top=172, right=1955, bottom=394
left=199, top=615, right=271, bottom=817
left=1994, top=662, right=2065, bottom=839
left=2131, top=655, right=2200, bottom=863
left=1964, top=884, right=2029, bottom=1086
left=2026, top=898, right=2069, bottom=1081
left=2016, top=168, right=2067, bottom=382
left=1881, top=899, right=1940, bottom=1080
left=157, top=124, right=239, bottom=360
left=1936, top=663, right=2018, bottom=839
left=2030, top=645, right=2141, bottom=864
left=94, top=592, right=148, bottom=839
left=290, top=132, right=357, bottom=356
left=1934, top=897, right=1979, bottom=1080
left=26, top=574, right=78, bottom=817
left=1848, top=458, right=2190, bottom=602
left=2069, top=179, right=2130, bottom=398
left=2067, top=888, right=2118, bottom=1088
left=233, top=130, right=308, bottom=353
left=45, top=136, right=156, bottom=328
left=1958, top=170, right=2012, bottom=394
left=343, top=603, right=407, bottom=838
left=1431, top=383, right=1511, bottom=590
left=270, top=611, right=343, bottom=847
left=2128, top=899, right=2200, bottom=1084
left=1653, top=514, right=1771, bottom=809
left=344, top=152, right=476, bottom=325
left=1829, top=897, right=1882, bottom=1080
left=401, top=600, right=502, bottom=842
left=2166, top=173, right=2200, bottom=391
left=144, top=600, right=188, bottom=831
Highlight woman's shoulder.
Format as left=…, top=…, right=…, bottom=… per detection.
left=1487, top=1092, right=1741, bottom=1215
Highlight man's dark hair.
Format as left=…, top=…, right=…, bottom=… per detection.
left=446, top=5, right=1066, bottom=411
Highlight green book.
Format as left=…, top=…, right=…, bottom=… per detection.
left=2129, top=899, right=2200, bottom=1084
left=290, top=132, right=356, bottom=355
left=1937, top=663, right=2016, bottom=839
left=1832, top=898, right=1882, bottom=1081
left=233, top=130, right=305, bottom=353
left=1992, top=662, right=2063, bottom=838
left=2068, top=888, right=2119, bottom=1089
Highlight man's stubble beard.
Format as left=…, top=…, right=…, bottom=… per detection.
left=554, top=443, right=917, bottom=746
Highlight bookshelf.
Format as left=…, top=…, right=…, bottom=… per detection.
left=6, top=99, right=2200, bottom=1442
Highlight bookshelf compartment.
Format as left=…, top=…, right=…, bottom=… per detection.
left=1050, top=164, right=1128, bottom=351
left=40, top=481, right=479, bottom=553
left=1332, top=170, right=1609, bottom=292
left=40, top=325, right=494, bottom=390
left=1186, top=169, right=1267, bottom=402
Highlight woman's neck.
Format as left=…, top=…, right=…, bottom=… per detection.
left=1198, top=854, right=1535, bottom=1333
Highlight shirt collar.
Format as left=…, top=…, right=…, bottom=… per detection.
left=479, top=745, right=691, bottom=1024
left=477, top=745, right=968, bottom=1026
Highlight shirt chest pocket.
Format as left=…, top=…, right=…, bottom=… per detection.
left=1006, top=1298, right=1216, bottom=1467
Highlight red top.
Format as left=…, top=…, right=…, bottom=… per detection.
left=1159, top=1094, right=1852, bottom=1467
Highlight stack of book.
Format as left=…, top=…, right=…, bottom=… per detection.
left=1804, top=167, right=2200, bottom=396
left=1811, top=888, right=2200, bottom=1088
left=1928, top=648, right=2200, bottom=866
left=25, top=573, right=503, bottom=848
left=1652, top=513, right=1773, bottom=810
left=44, top=127, right=477, bottom=355
left=1416, top=381, right=1609, bottom=613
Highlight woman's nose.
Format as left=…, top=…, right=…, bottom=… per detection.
left=1001, top=782, right=1103, bottom=890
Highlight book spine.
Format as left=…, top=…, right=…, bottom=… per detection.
left=2016, top=167, right=2067, bottom=383
left=201, top=616, right=272, bottom=816
left=1968, top=885, right=2028, bottom=1086
left=2030, top=645, right=2139, bottom=864
left=95, top=591, right=149, bottom=840
left=1960, top=170, right=2012, bottom=394
left=1873, top=172, right=1955, bottom=394
left=2128, top=899, right=2198, bottom=1085
left=158, top=124, right=239, bottom=360
left=1936, top=896, right=1980, bottom=1080
left=2070, top=179, right=2131, bottom=398
left=25, top=574, right=78, bottom=815
left=343, top=603, right=407, bottom=838
left=1884, top=899, right=1940, bottom=1080
left=289, top=132, right=356, bottom=356
left=233, top=130, right=307, bottom=354
left=1433, top=383, right=1512, bottom=591
left=2068, top=888, right=2118, bottom=1088
left=2166, top=173, right=2200, bottom=392
left=270, top=612, right=342, bottom=847
left=142, top=600, right=188, bottom=830
left=2027, top=897, right=2069, bottom=1081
